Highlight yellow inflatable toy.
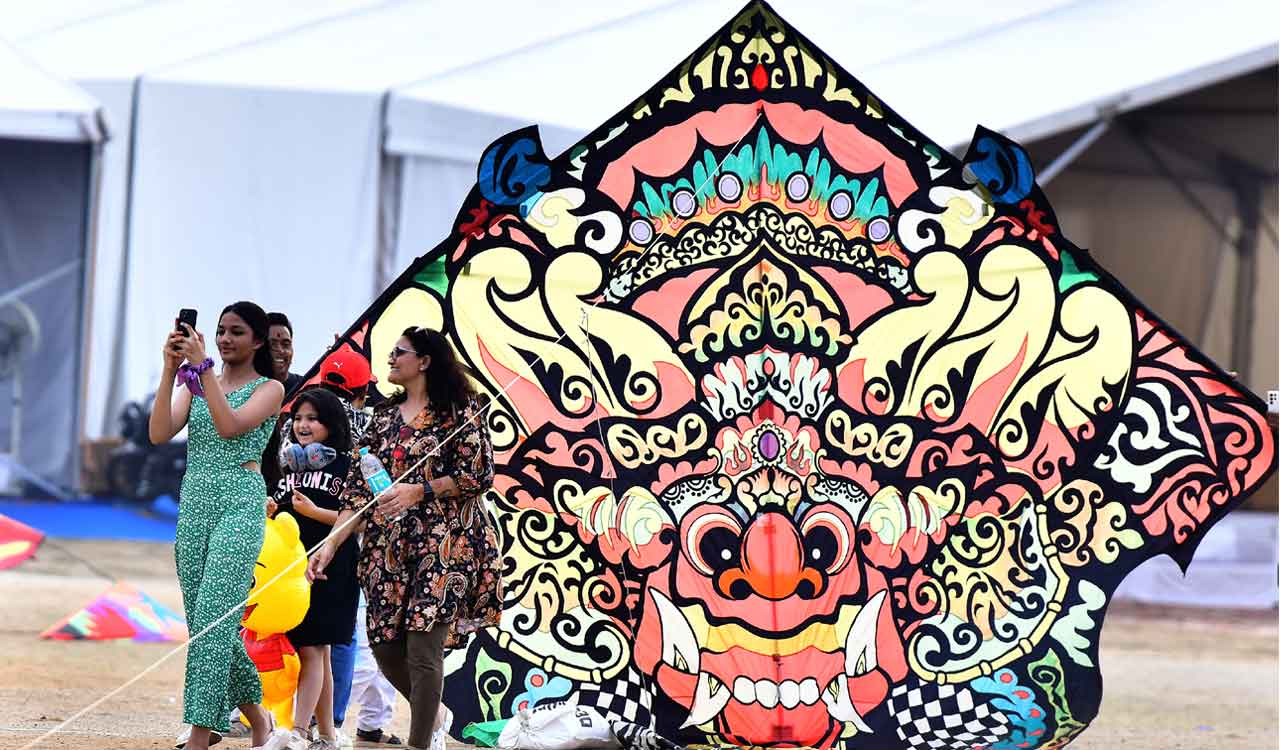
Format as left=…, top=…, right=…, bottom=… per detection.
left=241, top=512, right=310, bottom=730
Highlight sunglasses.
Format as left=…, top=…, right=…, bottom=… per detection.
left=390, top=345, right=422, bottom=359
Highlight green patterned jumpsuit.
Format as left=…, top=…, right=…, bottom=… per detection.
left=175, top=377, right=275, bottom=731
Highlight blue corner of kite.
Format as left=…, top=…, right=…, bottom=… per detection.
left=962, top=126, right=1036, bottom=205
left=478, top=126, right=553, bottom=209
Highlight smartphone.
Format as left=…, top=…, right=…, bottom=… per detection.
left=174, top=309, right=197, bottom=350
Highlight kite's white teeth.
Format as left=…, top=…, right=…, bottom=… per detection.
left=649, top=589, right=700, bottom=675
left=732, top=677, right=820, bottom=709
left=681, top=671, right=731, bottom=729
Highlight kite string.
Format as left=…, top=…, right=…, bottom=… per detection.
left=18, top=320, right=588, bottom=750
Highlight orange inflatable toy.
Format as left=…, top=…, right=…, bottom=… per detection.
left=241, top=512, right=310, bottom=730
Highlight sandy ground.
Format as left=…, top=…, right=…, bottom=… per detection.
left=0, top=540, right=1275, bottom=750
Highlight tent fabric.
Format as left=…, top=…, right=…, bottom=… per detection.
left=0, top=37, right=103, bottom=142
left=39, top=580, right=188, bottom=642
left=118, top=80, right=385, bottom=414
left=10, top=0, right=389, bottom=438
left=305, top=2, right=1276, bottom=747
left=0, top=39, right=102, bottom=492
left=0, top=513, right=44, bottom=570
left=0, top=137, right=93, bottom=491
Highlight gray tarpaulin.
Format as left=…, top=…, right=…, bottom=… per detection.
left=0, top=137, right=92, bottom=491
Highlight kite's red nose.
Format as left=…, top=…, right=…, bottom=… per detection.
left=718, top=512, right=824, bottom=600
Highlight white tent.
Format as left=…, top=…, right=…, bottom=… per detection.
left=8, top=0, right=391, bottom=440
left=0, top=38, right=105, bottom=494
left=4, top=0, right=1275, bottom=495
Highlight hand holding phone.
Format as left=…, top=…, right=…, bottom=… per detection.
left=173, top=309, right=197, bottom=351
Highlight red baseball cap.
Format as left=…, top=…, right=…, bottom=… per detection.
left=319, top=349, right=374, bottom=393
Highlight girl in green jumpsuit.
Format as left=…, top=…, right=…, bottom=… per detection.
left=150, top=301, right=288, bottom=750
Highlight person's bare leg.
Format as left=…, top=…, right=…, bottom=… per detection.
left=316, top=645, right=337, bottom=739
left=185, top=725, right=212, bottom=750
left=293, top=646, right=326, bottom=737
left=238, top=703, right=275, bottom=747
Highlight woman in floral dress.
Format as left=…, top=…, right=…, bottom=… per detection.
left=308, top=326, right=501, bottom=750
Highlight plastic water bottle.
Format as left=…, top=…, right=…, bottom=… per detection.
left=359, top=447, right=392, bottom=496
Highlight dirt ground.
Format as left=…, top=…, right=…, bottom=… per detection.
left=0, top=540, right=1275, bottom=750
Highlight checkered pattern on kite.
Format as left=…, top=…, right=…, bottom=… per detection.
left=573, top=667, right=655, bottom=728
left=888, top=682, right=1011, bottom=749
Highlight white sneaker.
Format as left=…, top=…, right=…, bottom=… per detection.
left=334, top=728, right=354, bottom=750
left=430, top=705, right=452, bottom=750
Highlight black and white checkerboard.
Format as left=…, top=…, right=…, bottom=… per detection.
left=888, top=682, right=1011, bottom=749
left=573, top=666, right=655, bottom=728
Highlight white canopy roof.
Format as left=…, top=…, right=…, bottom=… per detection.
left=389, top=0, right=1279, bottom=155
left=0, top=37, right=103, bottom=142
left=12, top=0, right=388, bottom=81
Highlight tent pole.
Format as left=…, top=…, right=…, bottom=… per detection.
left=1221, top=157, right=1261, bottom=383
left=74, top=136, right=106, bottom=495
left=1039, top=119, right=1110, bottom=185
left=374, top=91, right=403, bottom=296
left=102, top=77, right=144, bottom=442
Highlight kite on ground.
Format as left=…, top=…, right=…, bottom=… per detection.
left=40, top=581, right=187, bottom=642
left=296, top=2, right=1277, bottom=747
left=0, top=513, right=44, bottom=570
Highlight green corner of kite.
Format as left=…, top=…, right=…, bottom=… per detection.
left=413, top=256, right=450, bottom=296
left=1058, top=247, right=1099, bottom=292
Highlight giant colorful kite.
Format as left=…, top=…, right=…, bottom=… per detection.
left=306, top=3, right=1277, bottom=747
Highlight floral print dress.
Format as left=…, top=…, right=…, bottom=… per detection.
left=341, top=395, right=502, bottom=649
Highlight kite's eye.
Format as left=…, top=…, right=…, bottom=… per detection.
left=698, top=527, right=741, bottom=572
left=800, top=508, right=853, bottom=575
left=684, top=510, right=743, bottom=576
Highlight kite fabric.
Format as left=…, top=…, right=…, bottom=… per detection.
left=297, top=2, right=1278, bottom=747
left=0, top=513, right=44, bottom=570
left=40, top=581, right=188, bottom=642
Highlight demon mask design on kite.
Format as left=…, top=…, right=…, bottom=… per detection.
left=307, top=3, right=1276, bottom=747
